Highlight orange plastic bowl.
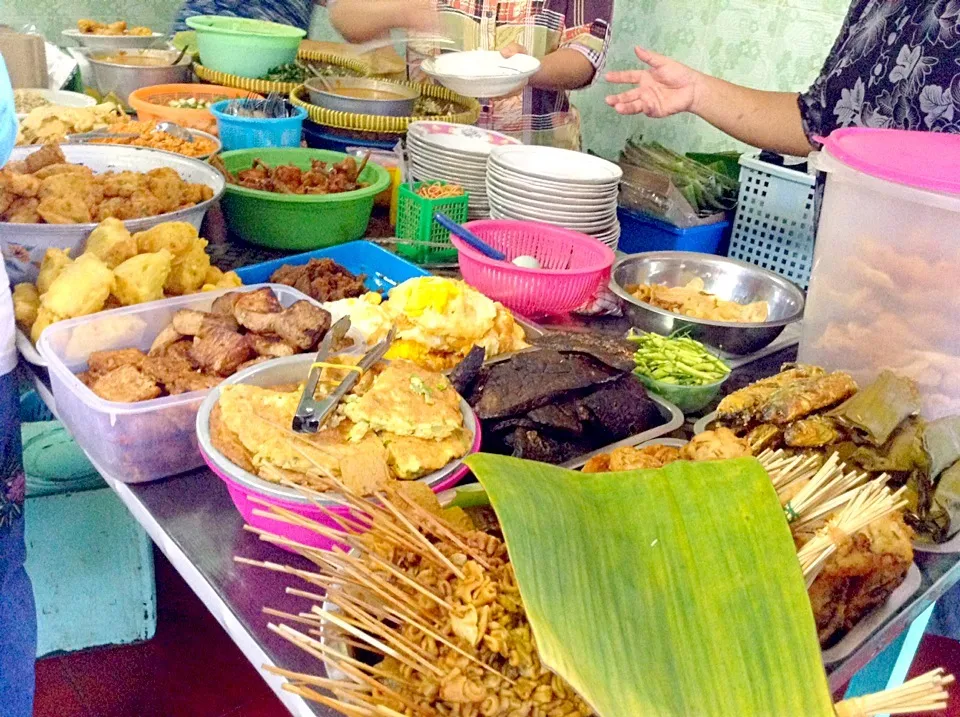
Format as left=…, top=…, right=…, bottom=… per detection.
left=128, top=84, right=263, bottom=136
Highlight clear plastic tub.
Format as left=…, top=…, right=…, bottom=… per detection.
left=36, top=284, right=315, bottom=484
left=799, top=142, right=960, bottom=419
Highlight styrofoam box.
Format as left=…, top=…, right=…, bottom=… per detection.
left=37, top=284, right=316, bottom=484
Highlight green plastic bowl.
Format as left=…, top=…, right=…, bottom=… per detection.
left=186, top=16, right=305, bottom=79
left=636, top=372, right=729, bottom=415
left=219, top=148, right=391, bottom=250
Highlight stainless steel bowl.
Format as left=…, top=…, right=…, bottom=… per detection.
left=87, top=49, right=192, bottom=106
left=610, top=252, right=805, bottom=355
left=304, top=77, right=419, bottom=117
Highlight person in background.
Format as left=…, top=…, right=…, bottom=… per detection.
left=604, top=0, right=960, bottom=153
left=173, top=0, right=319, bottom=32
left=328, top=0, right=614, bottom=150
left=0, top=56, right=36, bottom=717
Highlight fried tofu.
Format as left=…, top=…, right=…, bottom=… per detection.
left=189, top=327, right=253, bottom=376
left=90, top=365, right=161, bottom=403
left=87, top=348, right=147, bottom=377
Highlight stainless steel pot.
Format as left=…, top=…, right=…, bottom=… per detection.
left=87, top=49, right=193, bottom=106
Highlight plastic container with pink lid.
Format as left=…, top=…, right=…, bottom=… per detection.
left=798, top=128, right=960, bottom=418
left=195, top=353, right=480, bottom=552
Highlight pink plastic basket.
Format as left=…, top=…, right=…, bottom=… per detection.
left=202, top=434, right=478, bottom=553
left=450, top=220, right=615, bottom=316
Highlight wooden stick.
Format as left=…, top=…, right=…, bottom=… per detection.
left=834, top=668, right=954, bottom=716
left=375, top=492, right=465, bottom=579
left=390, top=490, right=493, bottom=570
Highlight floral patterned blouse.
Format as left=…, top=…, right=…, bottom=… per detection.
left=799, top=0, right=960, bottom=140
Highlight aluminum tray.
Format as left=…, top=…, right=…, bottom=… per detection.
left=821, top=563, right=921, bottom=665
left=562, top=392, right=684, bottom=470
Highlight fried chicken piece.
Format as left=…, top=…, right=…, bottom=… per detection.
left=807, top=513, right=913, bottom=647
left=162, top=339, right=195, bottom=364
left=146, top=167, right=186, bottom=214
left=189, top=327, right=253, bottom=376
left=90, top=365, right=161, bottom=403
left=679, top=428, right=752, bottom=462
left=100, top=171, right=143, bottom=199
left=87, top=348, right=147, bottom=377
left=23, top=144, right=65, bottom=174
left=4, top=171, right=41, bottom=198
left=33, top=163, right=94, bottom=181
left=272, top=301, right=331, bottom=351
left=234, top=287, right=283, bottom=315
left=37, top=195, right=92, bottom=224
left=3, top=197, right=40, bottom=223
left=248, top=334, right=296, bottom=358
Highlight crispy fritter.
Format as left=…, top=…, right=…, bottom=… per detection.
left=37, top=195, right=92, bottom=224
left=23, top=144, right=65, bottom=174
left=4, top=197, right=40, bottom=223
left=90, top=365, right=161, bottom=403
left=87, top=348, right=146, bottom=377
left=581, top=443, right=682, bottom=474
left=679, top=428, right=752, bottom=461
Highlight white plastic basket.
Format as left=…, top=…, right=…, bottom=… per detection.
left=728, top=153, right=816, bottom=289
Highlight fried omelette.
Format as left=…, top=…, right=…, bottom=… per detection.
left=213, top=360, right=473, bottom=494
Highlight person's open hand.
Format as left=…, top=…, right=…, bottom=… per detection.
left=500, top=43, right=528, bottom=58
left=403, top=0, right=441, bottom=33
left=605, top=47, right=702, bottom=117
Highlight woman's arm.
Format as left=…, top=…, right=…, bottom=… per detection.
left=328, top=0, right=437, bottom=43
left=605, top=47, right=813, bottom=156
left=501, top=45, right=596, bottom=91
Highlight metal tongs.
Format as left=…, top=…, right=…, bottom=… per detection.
left=292, top=319, right=396, bottom=434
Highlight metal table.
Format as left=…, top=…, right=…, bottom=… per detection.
left=23, top=235, right=960, bottom=714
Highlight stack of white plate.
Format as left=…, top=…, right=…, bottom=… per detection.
left=486, top=145, right=623, bottom=249
left=407, top=121, right=521, bottom=220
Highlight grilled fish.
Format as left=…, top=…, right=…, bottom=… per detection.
left=761, top=372, right=858, bottom=425
left=716, top=364, right=826, bottom=425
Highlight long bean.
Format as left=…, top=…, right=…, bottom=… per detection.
left=627, top=330, right=730, bottom=386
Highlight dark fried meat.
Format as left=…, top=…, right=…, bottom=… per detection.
left=211, top=291, right=242, bottom=317
left=149, top=324, right=184, bottom=356
left=234, top=287, right=283, bottom=315
left=171, top=309, right=238, bottom=337
left=268, top=258, right=367, bottom=302
left=189, top=327, right=254, bottom=376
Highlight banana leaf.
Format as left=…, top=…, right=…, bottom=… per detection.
left=924, top=416, right=960, bottom=479
left=830, top=371, right=921, bottom=446
left=465, top=454, right=834, bottom=717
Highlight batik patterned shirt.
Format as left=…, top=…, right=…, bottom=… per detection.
left=173, top=0, right=314, bottom=32
left=800, top=0, right=960, bottom=140
left=408, top=0, right=613, bottom=149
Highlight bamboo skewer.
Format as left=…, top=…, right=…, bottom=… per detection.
left=798, top=482, right=908, bottom=586
left=834, top=668, right=954, bottom=716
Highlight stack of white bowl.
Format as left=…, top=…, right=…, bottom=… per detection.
left=407, top=121, right=521, bottom=220
left=486, top=145, right=623, bottom=249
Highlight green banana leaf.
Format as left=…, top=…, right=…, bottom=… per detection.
left=464, top=454, right=834, bottom=717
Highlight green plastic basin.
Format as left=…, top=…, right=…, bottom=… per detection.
left=219, top=148, right=391, bottom=250
left=186, top=16, right=305, bottom=79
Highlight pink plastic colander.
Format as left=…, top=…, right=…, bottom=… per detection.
left=450, top=220, right=615, bottom=316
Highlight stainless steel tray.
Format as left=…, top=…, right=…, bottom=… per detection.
left=562, top=392, right=684, bottom=470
